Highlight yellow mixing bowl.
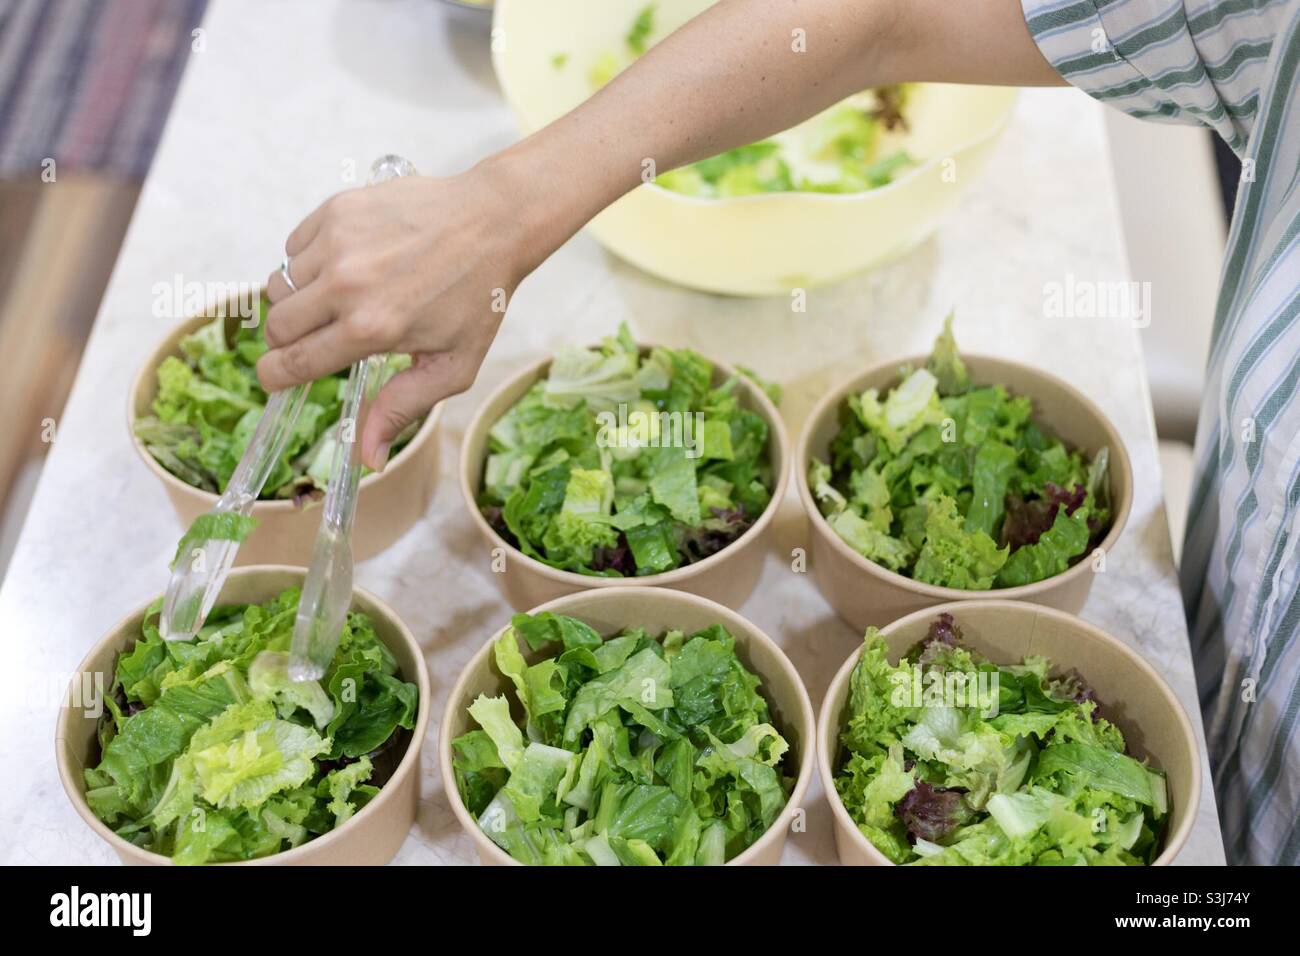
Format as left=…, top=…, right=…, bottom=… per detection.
left=492, top=0, right=1018, bottom=295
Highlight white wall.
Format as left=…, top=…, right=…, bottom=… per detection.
left=1103, top=110, right=1225, bottom=444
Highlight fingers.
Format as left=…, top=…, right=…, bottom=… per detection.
left=265, top=263, right=292, bottom=304
left=361, top=354, right=472, bottom=470
left=269, top=186, right=362, bottom=302
left=263, top=283, right=337, bottom=350
left=285, top=192, right=343, bottom=257
left=265, top=241, right=327, bottom=305
left=257, top=319, right=371, bottom=393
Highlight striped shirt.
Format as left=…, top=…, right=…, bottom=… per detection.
left=1022, top=0, right=1300, bottom=865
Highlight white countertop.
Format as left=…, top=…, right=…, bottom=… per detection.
left=0, top=0, right=1224, bottom=865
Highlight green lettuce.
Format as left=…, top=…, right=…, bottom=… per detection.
left=625, top=3, right=656, bottom=56
left=183, top=699, right=329, bottom=810
left=84, top=587, right=418, bottom=864
left=480, top=324, right=776, bottom=577
left=833, top=614, right=1168, bottom=865
left=912, top=494, right=1008, bottom=589
left=136, top=300, right=418, bottom=500
left=810, top=316, right=1111, bottom=589
left=996, top=504, right=1092, bottom=587
left=653, top=96, right=916, bottom=198
left=451, top=612, right=796, bottom=865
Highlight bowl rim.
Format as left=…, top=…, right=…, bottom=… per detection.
left=458, top=342, right=790, bottom=589
left=438, top=584, right=817, bottom=866
left=794, top=351, right=1135, bottom=601
left=54, top=564, right=432, bottom=866
left=127, top=302, right=443, bottom=513
left=815, top=598, right=1201, bottom=866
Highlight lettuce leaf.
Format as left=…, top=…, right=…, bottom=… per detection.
left=248, top=650, right=334, bottom=728
left=926, top=313, right=970, bottom=396
left=995, top=504, right=1091, bottom=587
left=184, top=700, right=329, bottom=810
left=912, top=495, right=1009, bottom=589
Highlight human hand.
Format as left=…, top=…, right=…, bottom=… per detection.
left=258, top=167, right=535, bottom=470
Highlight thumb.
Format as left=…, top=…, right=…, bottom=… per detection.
left=361, top=355, right=447, bottom=471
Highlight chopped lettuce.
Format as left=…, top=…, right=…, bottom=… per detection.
left=625, top=3, right=656, bottom=56
left=480, top=323, right=776, bottom=576
left=248, top=650, right=335, bottom=728
left=652, top=90, right=916, bottom=198
left=912, top=494, right=1008, bottom=589
left=833, top=614, right=1168, bottom=865
left=810, top=316, right=1111, bottom=589
left=84, top=587, right=418, bottom=864
left=451, top=612, right=796, bottom=865
left=136, top=299, right=418, bottom=500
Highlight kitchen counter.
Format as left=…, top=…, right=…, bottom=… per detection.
left=0, top=0, right=1225, bottom=865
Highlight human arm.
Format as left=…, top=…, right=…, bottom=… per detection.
left=257, top=0, right=1063, bottom=468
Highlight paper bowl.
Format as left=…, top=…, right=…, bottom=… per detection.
left=460, top=345, right=788, bottom=610
left=56, top=566, right=431, bottom=866
left=440, top=586, right=815, bottom=865
left=817, top=600, right=1199, bottom=866
left=795, top=354, right=1133, bottom=631
left=129, top=303, right=442, bottom=566
left=492, top=0, right=1017, bottom=295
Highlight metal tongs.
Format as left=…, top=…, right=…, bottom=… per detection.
left=160, top=155, right=417, bottom=654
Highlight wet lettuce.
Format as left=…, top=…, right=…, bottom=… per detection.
left=833, top=614, right=1167, bottom=865
left=451, top=612, right=795, bottom=865
left=809, top=316, right=1111, bottom=589
left=480, top=324, right=776, bottom=576
left=84, top=588, right=417, bottom=864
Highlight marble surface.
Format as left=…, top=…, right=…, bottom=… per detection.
left=0, top=0, right=1225, bottom=865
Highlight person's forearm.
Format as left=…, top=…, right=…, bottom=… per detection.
left=484, top=0, right=1062, bottom=262
left=257, top=0, right=1066, bottom=456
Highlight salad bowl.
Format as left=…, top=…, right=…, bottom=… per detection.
left=492, top=0, right=1017, bottom=295
left=129, top=298, right=442, bottom=566
left=796, top=353, right=1133, bottom=630
left=817, top=601, right=1200, bottom=866
left=440, top=585, right=816, bottom=865
left=56, top=566, right=432, bottom=866
left=460, top=341, right=789, bottom=610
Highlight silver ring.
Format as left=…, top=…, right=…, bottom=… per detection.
left=279, top=257, right=298, bottom=293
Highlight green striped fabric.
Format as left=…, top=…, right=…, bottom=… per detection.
left=1022, top=0, right=1300, bottom=865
